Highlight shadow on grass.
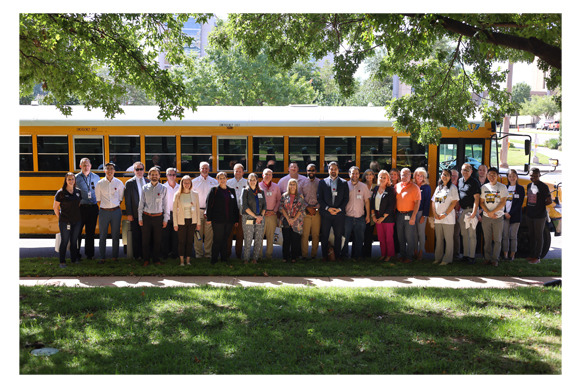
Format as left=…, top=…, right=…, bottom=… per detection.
left=20, top=286, right=561, bottom=375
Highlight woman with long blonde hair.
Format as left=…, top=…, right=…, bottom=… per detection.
left=173, top=175, right=202, bottom=266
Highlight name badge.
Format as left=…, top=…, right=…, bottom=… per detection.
left=332, top=192, right=338, bottom=197
left=405, top=215, right=411, bottom=221
left=514, top=194, right=520, bottom=198
left=230, top=194, right=235, bottom=199
left=356, top=195, right=362, bottom=200
left=257, top=193, right=263, bottom=199
left=67, top=224, right=71, bottom=230
left=246, top=219, right=254, bottom=225
left=267, top=192, right=273, bottom=196
left=87, top=192, right=92, bottom=199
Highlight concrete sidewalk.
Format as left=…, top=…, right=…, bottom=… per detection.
left=19, top=275, right=561, bottom=288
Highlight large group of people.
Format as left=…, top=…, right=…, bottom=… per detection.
left=53, top=158, right=553, bottom=268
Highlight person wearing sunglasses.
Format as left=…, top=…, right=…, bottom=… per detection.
left=124, top=161, right=149, bottom=261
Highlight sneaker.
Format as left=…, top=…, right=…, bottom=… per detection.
left=528, top=258, right=541, bottom=264
left=439, top=262, right=449, bottom=266
left=179, top=263, right=184, bottom=266
left=491, top=261, right=499, bottom=267
left=433, top=260, right=441, bottom=265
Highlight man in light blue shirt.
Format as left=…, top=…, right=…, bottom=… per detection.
left=75, top=157, right=100, bottom=260
left=138, top=167, right=170, bottom=266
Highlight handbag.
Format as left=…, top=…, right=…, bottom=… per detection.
left=54, top=233, right=70, bottom=253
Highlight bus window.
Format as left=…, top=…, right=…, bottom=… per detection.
left=181, top=136, right=212, bottom=172
left=253, top=136, right=283, bottom=173
left=20, top=135, right=33, bottom=171
left=145, top=136, right=176, bottom=171
left=324, top=137, right=355, bottom=173
left=396, top=137, right=428, bottom=171
left=218, top=137, right=247, bottom=171
left=74, top=136, right=103, bottom=171
left=361, top=137, right=392, bottom=173
left=109, top=136, right=141, bottom=171
left=289, top=137, right=320, bottom=173
left=438, top=142, right=458, bottom=173
left=37, top=135, right=69, bottom=171
left=490, top=137, right=499, bottom=169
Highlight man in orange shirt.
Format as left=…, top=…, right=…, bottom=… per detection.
left=395, top=168, right=421, bottom=263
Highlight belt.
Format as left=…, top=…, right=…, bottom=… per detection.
left=144, top=212, right=162, bottom=217
left=100, top=206, right=120, bottom=211
left=81, top=203, right=97, bottom=207
left=398, top=210, right=413, bottom=214
left=200, top=207, right=206, bottom=210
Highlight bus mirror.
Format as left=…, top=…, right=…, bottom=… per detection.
left=524, top=139, right=531, bottom=155
left=549, top=158, right=559, bottom=167
left=523, top=164, right=529, bottom=173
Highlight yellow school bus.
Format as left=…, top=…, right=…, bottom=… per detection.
left=21, top=104, right=556, bottom=255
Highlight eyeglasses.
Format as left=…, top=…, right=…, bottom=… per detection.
left=307, top=170, right=316, bottom=172
left=135, top=168, right=144, bottom=171
left=167, top=174, right=176, bottom=176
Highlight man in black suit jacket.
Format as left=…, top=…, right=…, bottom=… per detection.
left=317, top=161, right=349, bottom=260
left=124, top=161, right=149, bottom=260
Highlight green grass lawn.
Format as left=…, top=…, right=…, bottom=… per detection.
left=507, top=147, right=550, bottom=166
left=19, top=286, right=561, bottom=374
left=19, top=255, right=562, bottom=278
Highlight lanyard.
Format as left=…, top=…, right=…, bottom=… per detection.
left=81, top=173, right=92, bottom=191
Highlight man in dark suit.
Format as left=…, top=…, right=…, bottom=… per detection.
left=124, top=161, right=149, bottom=260
left=317, top=161, right=349, bottom=261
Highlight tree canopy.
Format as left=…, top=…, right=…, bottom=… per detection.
left=19, top=13, right=210, bottom=120
left=211, top=13, right=561, bottom=144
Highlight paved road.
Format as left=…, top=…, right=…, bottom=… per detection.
left=20, top=232, right=563, bottom=260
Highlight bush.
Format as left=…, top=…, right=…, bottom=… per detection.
left=544, top=138, right=561, bottom=150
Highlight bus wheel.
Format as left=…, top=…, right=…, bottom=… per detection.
left=541, top=225, right=551, bottom=259
left=515, top=221, right=551, bottom=259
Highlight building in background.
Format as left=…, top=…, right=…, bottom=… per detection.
left=157, top=16, right=218, bottom=70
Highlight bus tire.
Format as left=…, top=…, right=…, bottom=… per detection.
left=516, top=220, right=551, bottom=259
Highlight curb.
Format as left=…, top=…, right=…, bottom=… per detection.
left=19, top=276, right=562, bottom=289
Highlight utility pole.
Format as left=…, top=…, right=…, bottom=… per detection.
left=500, top=62, right=513, bottom=169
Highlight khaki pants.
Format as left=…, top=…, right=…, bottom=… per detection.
left=194, top=216, right=213, bottom=258
left=263, top=214, right=278, bottom=258
left=301, top=211, right=321, bottom=258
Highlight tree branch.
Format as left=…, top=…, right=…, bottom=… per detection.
left=433, top=15, right=561, bottom=69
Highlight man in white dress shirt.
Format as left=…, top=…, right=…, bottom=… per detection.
left=192, top=161, right=218, bottom=258
left=95, top=162, right=125, bottom=263
left=227, top=163, right=247, bottom=258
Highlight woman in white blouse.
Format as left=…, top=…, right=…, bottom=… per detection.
left=431, top=169, right=459, bottom=265
left=173, top=175, right=202, bottom=266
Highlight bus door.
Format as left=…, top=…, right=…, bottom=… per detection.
left=437, top=138, right=485, bottom=180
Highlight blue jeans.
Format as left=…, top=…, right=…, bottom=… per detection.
left=342, top=215, right=367, bottom=258
left=98, top=207, right=122, bottom=260
left=396, top=212, right=417, bottom=259
left=58, top=221, right=81, bottom=263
